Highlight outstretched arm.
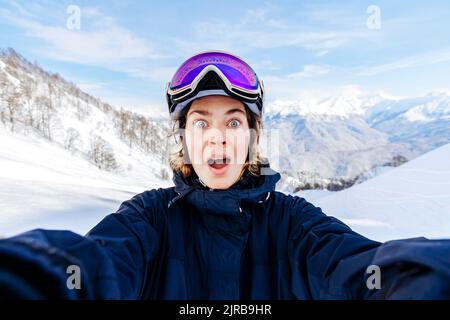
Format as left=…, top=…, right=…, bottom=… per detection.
left=0, top=190, right=164, bottom=299
left=288, top=195, right=450, bottom=299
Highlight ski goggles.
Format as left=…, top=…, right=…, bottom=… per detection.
left=166, top=51, right=264, bottom=115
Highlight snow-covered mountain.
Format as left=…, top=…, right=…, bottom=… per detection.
left=265, top=112, right=411, bottom=191
left=265, top=91, right=450, bottom=191
left=0, top=48, right=174, bottom=238
left=1, top=47, right=450, bottom=196
left=0, top=48, right=172, bottom=185
left=267, top=93, right=377, bottom=117
left=366, top=91, right=450, bottom=152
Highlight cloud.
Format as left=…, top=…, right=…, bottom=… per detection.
left=75, top=80, right=107, bottom=92
left=356, top=48, right=450, bottom=76
left=251, top=59, right=281, bottom=71
left=260, top=62, right=336, bottom=100
left=114, top=65, right=176, bottom=83
left=288, top=65, right=331, bottom=78
left=0, top=3, right=163, bottom=77
left=305, top=6, right=360, bottom=25
left=186, top=22, right=360, bottom=52
left=244, top=5, right=288, bottom=29
left=7, top=0, right=38, bottom=18
left=169, top=4, right=375, bottom=57
left=315, top=50, right=329, bottom=57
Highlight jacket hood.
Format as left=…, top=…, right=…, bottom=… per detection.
left=168, top=165, right=281, bottom=215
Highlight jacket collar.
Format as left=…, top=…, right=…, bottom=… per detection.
left=168, top=166, right=281, bottom=215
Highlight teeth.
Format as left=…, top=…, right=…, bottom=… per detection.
left=207, top=157, right=230, bottom=165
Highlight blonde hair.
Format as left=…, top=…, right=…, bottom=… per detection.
left=168, top=102, right=265, bottom=179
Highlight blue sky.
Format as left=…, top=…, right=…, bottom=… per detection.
left=1, top=0, right=450, bottom=117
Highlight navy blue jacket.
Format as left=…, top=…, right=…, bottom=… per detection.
left=1, top=168, right=450, bottom=299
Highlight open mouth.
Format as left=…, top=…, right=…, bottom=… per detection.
left=207, top=156, right=231, bottom=171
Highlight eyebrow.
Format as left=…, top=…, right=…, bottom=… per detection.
left=188, top=108, right=246, bottom=117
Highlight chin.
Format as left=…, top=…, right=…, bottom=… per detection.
left=207, top=180, right=232, bottom=190
left=203, top=175, right=235, bottom=190
left=196, top=165, right=241, bottom=189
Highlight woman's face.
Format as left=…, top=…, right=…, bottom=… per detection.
left=184, top=95, right=250, bottom=189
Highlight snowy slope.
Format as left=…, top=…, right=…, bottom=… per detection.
left=0, top=49, right=172, bottom=186
left=0, top=49, right=174, bottom=238
left=309, top=142, right=450, bottom=242
left=0, top=126, right=173, bottom=238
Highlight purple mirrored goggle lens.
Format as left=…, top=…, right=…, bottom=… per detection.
left=169, top=51, right=259, bottom=91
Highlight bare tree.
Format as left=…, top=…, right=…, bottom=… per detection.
left=89, top=135, right=118, bottom=171
left=35, top=95, right=54, bottom=140
left=137, top=115, right=149, bottom=150
left=0, top=72, right=10, bottom=125
left=20, top=77, right=36, bottom=128
left=160, top=168, right=169, bottom=180
left=127, top=114, right=137, bottom=149
left=65, top=127, right=81, bottom=153
left=5, top=86, right=21, bottom=132
left=117, top=109, right=129, bottom=140
left=75, top=99, right=91, bottom=122
left=20, top=76, right=34, bottom=101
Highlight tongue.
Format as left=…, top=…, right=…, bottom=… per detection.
left=210, top=163, right=227, bottom=169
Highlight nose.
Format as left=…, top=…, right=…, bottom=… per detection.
left=209, top=134, right=226, bottom=146
left=208, top=126, right=227, bottom=146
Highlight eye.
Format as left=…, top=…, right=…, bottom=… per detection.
left=228, top=119, right=241, bottom=128
left=193, top=120, right=207, bottom=128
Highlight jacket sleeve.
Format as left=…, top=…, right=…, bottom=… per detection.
left=288, top=196, right=450, bottom=299
left=0, top=190, right=163, bottom=299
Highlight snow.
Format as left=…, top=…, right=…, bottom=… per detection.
left=295, top=189, right=333, bottom=203
left=0, top=51, right=178, bottom=238
left=3, top=118, right=444, bottom=241
left=265, top=112, right=413, bottom=191
left=310, top=143, right=450, bottom=242
left=404, top=108, right=430, bottom=122
left=1, top=49, right=450, bottom=244
left=0, top=126, right=172, bottom=238
left=2, top=126, right=448, bottom=242
left=265, top=90, right=450, bottom=191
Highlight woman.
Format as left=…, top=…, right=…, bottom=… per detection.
left=1, top=51, right=450, bottom=300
